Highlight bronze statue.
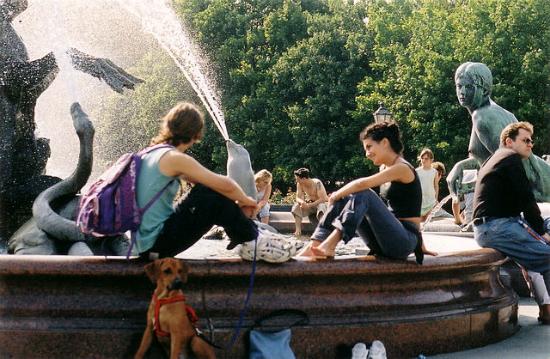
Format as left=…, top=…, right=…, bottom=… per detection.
left=0, top=0, right=141, bottom=253
left=448, top=62, right=550, bottom=202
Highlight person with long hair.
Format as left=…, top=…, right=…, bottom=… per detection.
left=254, top=169, right=273, bottom=224
left=297, top=120, right=434, bottom=261
left=416, top=148, right=439, bottom=221
left=136, top=102, right=258, bottom=259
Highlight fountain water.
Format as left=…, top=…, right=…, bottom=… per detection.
left=118, top=0, right=258, bottom=198
left=117, top=0, right=229, bottom=141
left=13, top=0, right=156, bottom=178
left=0, top=3, right=520, bottom=358
left=1, top=0, right=144, bottom=253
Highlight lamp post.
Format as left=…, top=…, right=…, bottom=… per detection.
left=373, top=102, right=393, bottom=123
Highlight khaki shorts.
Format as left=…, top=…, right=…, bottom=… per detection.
left=291, top=201, right=328, bottom=221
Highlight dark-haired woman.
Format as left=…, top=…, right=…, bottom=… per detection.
left=136, top=102, right=258, bottom=259
left=297, top=121, right=435, bottom=261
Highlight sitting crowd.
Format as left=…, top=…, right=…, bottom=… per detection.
left=128, top=100, right=550, bottom=322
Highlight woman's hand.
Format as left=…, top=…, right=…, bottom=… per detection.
left=328, top=192, right=341, bottom=206
left=237, top=196, right=258, bottom=218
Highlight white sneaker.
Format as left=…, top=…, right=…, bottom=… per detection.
left=351, top=342, right=368, bottom=359
left=367, top=340, right=386, bottom=359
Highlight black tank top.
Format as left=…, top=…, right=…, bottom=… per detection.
left=379, top=163, right=422, bottom=218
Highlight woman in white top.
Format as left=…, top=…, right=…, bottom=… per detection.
left=415, top=148, right=438, bottom=221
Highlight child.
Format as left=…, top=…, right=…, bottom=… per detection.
left=415, top=148, right=438, bottom=221
left=254, top=169, right=272, bottom=224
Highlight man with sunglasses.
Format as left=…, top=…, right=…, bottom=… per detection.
left=473, top=121, right=550, bottom=321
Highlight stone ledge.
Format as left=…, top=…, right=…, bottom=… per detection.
left=0, top=248, right=517, bottom=358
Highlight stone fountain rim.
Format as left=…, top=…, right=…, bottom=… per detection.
left=0, top=248, right=506, bottom=277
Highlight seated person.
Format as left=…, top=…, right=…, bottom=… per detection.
left=254, top=169, right=272, bottom=224
left=297, top=121, right=435, bottom=260
left=416, top=148, right=439, bottom=221
left=473, top=122, right=550, bottom=297
left=135, top=102, right=258, bottom=259
left=291, top=168, right=328, bottom=237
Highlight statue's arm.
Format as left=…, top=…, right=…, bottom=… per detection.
left=67, top=48, right=143, bottom=93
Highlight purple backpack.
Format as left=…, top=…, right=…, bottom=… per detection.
left=77, top=144, right=175, bottom=254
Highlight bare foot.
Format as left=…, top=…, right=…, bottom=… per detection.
left=310, top=245, right=335, bottom=258
left=295, top=240, right=321, bottom=258
left=423, top=249, right=438, bottom=256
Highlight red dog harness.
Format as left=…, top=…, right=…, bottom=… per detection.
left=152, top=293, right=199, bottom=338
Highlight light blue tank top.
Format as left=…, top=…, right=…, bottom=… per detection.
left=136, top=146, right=179, bottom=253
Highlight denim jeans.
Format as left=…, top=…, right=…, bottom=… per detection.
left=311, top=189, right=418, bottom=260
left=474, top=216, right=550, bottom=292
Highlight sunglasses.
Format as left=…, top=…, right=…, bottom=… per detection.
left=521, top=138, right=534, bottom=145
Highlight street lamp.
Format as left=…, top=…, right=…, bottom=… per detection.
left=373, top=102, right=393, bottom=123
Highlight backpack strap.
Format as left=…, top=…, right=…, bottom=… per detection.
left=126, top=179, right=176, bottom=259
left=126, top=144, right=177, bottom=259
left=140, top=179, right=175, bottom=214
left=138, top=143, right=175, bottom=156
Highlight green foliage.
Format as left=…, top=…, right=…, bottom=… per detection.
left=93, top=53, right=225, bottom=172
left=355, top=0, right=550, bottom=174
left=97, top=0, right=550, bottom=193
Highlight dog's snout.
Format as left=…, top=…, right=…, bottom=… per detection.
left=168, top=278, right=184, bottom=291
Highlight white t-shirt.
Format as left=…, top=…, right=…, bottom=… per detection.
left=416, top=167, right=437, bottom=215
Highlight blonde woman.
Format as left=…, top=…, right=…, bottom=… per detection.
left=254, top=169, right=273, bottom=224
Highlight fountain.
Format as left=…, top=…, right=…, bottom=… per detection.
left=0, top=0, right=143, bottom=255
left=0, top=1, right=519, bottom=358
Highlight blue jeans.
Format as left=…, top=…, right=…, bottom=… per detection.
left=311, top=189, right=418, bottom=260
left=474, top=216, right=550, bottom=291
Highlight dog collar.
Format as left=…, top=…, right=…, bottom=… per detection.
left=152, top=293, right=199, bottom=338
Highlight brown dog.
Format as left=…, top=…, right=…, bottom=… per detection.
left=134, top=258, right=216, bottom=359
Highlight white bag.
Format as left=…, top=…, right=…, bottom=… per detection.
left=239, top=228, right=297, bottom=263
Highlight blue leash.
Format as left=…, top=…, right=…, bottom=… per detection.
left=226, top=235, right=258, bottom=349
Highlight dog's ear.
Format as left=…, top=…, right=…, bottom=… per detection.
left=144, top=261, right=159, bottom=283
left=179, top=260, right=189, bottom=283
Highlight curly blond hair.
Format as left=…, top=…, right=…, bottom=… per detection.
left=254, top=169, right=273, bottom=184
